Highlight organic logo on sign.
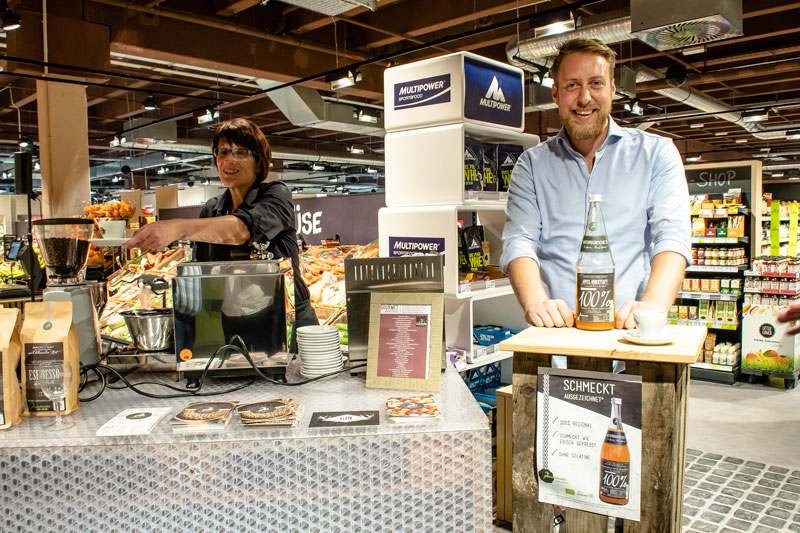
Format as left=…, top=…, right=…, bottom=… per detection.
left=480, top=76, right=512, bottom=112
left=760, top=323, right=775, bottom=338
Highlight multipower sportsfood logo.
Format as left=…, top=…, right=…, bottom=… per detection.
left=480, top=76, right=511, bottom=112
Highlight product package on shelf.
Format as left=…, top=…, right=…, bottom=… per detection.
left=742, top=304, right=800, bottom=376
left=497, top=144, right=523, bottom=193
left=0, top=308, right=23, bottom=429
left=463, top=137, right=483, bottom=196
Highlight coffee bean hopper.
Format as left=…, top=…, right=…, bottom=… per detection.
left=32, top=218, right=101, bottom=366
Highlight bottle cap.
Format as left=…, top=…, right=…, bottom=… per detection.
left=589, top=194, right=603, bottom=202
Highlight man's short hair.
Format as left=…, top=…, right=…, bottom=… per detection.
left=550, top=38, right=617, bottom=80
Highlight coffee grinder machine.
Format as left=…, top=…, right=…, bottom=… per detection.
left=32, top=218, right=102, bottom=366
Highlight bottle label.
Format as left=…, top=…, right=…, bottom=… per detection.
left=581, top=236, right=610, bottom=253
left=600, top=459, right=630, bottom=501
left=605, top=429, right=627, bottom=446
left=577, top=273, right=615, bottom=322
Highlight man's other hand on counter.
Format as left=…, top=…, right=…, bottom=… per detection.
left=525, top=299, right=575, bottom=328
left=777, top=303, right=800, bottom=335
left=616, top=301, right=663, bottom=330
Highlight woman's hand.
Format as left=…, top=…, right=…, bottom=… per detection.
left=777, top=303, right=800, bottom=335
left=125, top=220, right=186, bottom=251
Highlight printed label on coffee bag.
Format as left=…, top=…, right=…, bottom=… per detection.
left=25, top=342, right=63, bottom=412
left=0, top=355, right=4, bottom=425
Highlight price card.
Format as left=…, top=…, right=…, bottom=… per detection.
left=771, top=201, right=781, bottom=256
left=789, top=202, right=798, bottom=257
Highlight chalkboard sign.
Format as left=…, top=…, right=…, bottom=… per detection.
left=685, top=165, right=753, bottom=204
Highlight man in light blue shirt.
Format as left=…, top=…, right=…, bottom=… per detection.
left=500, top=38, right=691, bottom=329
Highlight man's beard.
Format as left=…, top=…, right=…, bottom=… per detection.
left=560, top=106, right=610, bottom=142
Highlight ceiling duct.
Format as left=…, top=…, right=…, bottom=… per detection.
left=126, top=118, right=178, bottom=144
left=266, top=84, right=384, bottom=136
left=630, top=0, right=742, bottom=51
left=276, top=0, right=376, bottom=16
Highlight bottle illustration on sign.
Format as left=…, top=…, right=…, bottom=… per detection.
left=599, top=397, right=630, bottom=505
left=576, top=194, right=615, bottom=331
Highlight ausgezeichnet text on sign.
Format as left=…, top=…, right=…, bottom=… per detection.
left=536, top=368, right=642, bottom=521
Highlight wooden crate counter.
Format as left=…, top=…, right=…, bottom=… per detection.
left=500, top=324, right=706, bottom=533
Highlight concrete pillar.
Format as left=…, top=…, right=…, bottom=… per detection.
left=36, top=80, right=90, bottom=218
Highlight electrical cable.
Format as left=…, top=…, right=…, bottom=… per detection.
left=80, top=333, right=365, bottom=400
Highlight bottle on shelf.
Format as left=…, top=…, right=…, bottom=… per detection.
left=599, top=397, right=630, bottom=506
left=576, top=194, right=615, bottom=331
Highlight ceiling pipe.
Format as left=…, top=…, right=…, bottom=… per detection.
left=508, top=18, right=800, bottom=142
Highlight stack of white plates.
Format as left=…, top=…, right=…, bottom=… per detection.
left=297, top=325, right=343, bottom=378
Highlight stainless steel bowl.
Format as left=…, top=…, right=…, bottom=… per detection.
left=121, top=309, right=174, bottom=352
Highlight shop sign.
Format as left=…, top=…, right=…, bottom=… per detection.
left=293, top=193, right=384, bottom=245
left=463, top=56, right=522, bottom=129
left=536, top=368, right=642, bottom=521
left=686, top=166, right=752, bottom=194
left=388, top=236, right=445, bottom=257
left=393, top=73, right=452, bottom=110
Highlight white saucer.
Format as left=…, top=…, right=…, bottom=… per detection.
left=622, top=329, right=673, bottom=346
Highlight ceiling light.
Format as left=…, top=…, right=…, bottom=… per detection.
left=366, top=167, right=377, bottom=174
left=311, top=163, right=325, bottom=171
left=18, top=138, right=30, bottom=149
left=109, top=136, right=120, bottom=147
left=540, top=73, right=554, bottom=89
left=33, top=161, right=40, bottom=171
left=157, top=167, right=166, bottom=175
left=163, top=154, right=179, bottom=162
left=327, top=69, right=362, bottom=91
left=787, top=129, right=800, bottom=141
left=772, top=172, right=785, bottom=178
left=120, top=136, right=128, bottom=144
left=686, top=154, right=702, bottom=163
left=742, top=109, right=769, bottom=123
left=1, top=8, right=21, bottom=32
left=714, top=131, right=728, bottom=136
left=196, top=108, right=219, bottom=125
left=201, top=179, right=210, bottom=185
left=682, top=45, right=706, bottom=56
left=327, top=176, right=338, bottom=182
left=689, top=122, right=704, bottom=129
left=789, top=177, right=800, bottom=181
left=354, top=108, right=379, bottom=124
left=143, top=94, right=159, bottom=111
left=1, top=172, right=7, bottom=180
left=623, top=100, right=643, bottom=116
left=348, top=145, right=365, bottom=155
left=534, top=13, right=575, bottom=38
left=335, top=184, right=345, bottom=192
left=735, top=138, right=748, bottom=143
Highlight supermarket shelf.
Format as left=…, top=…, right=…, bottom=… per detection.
left=460, top=198, right=506, bottom=211
left=691, top=362, right=740, bottom=385
left=692, top=237, right=749, bottom=244
left=762, top=217, right=797, bottom=223
left=90, top=238, right=127, bottom=247
left=456, top=282, right=514, bottom=300
left=677, top=292, right=741, bottom=301
left=691, top=207, right=750, bottom=218
left=744, top=288, right=800, bottom=296
left=744, top=271, right=800, bottom=279
left=686, top=265, right=746, bottom=273
left=669, top=319, right=738, bottom=330
left=457, top=350, right=513, bottom=372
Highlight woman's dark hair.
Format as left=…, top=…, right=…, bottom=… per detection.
left=212, top=118, right=272, bottom=183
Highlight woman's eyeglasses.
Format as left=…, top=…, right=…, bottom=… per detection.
left=213, top=147, right=253, bottom=160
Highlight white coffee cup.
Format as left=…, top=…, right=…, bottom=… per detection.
left=633, top=308, right=667, bottom=338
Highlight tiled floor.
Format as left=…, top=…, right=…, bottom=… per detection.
left=683, top=449, right=800, bottom=533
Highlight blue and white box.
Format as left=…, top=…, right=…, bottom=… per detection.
left=384, top=52, right=524, bottom=133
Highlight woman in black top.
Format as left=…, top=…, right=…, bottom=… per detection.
left=127, top=117, right=317, bottom=352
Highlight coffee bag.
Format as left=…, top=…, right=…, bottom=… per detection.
left=0, top=308, right=23, bottom=429
left=21, top=301, right=80, bottom=416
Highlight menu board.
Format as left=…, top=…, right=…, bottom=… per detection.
left=366, top=292, right=443, bottom=392
left=536, top=368, right=642, bottom=521
left=376, top=304, right=431, bottom=379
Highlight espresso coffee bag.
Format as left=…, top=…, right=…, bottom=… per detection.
left=0, top=308, right=23, bottom=429
left=21, top=301, right=80, bottom=416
